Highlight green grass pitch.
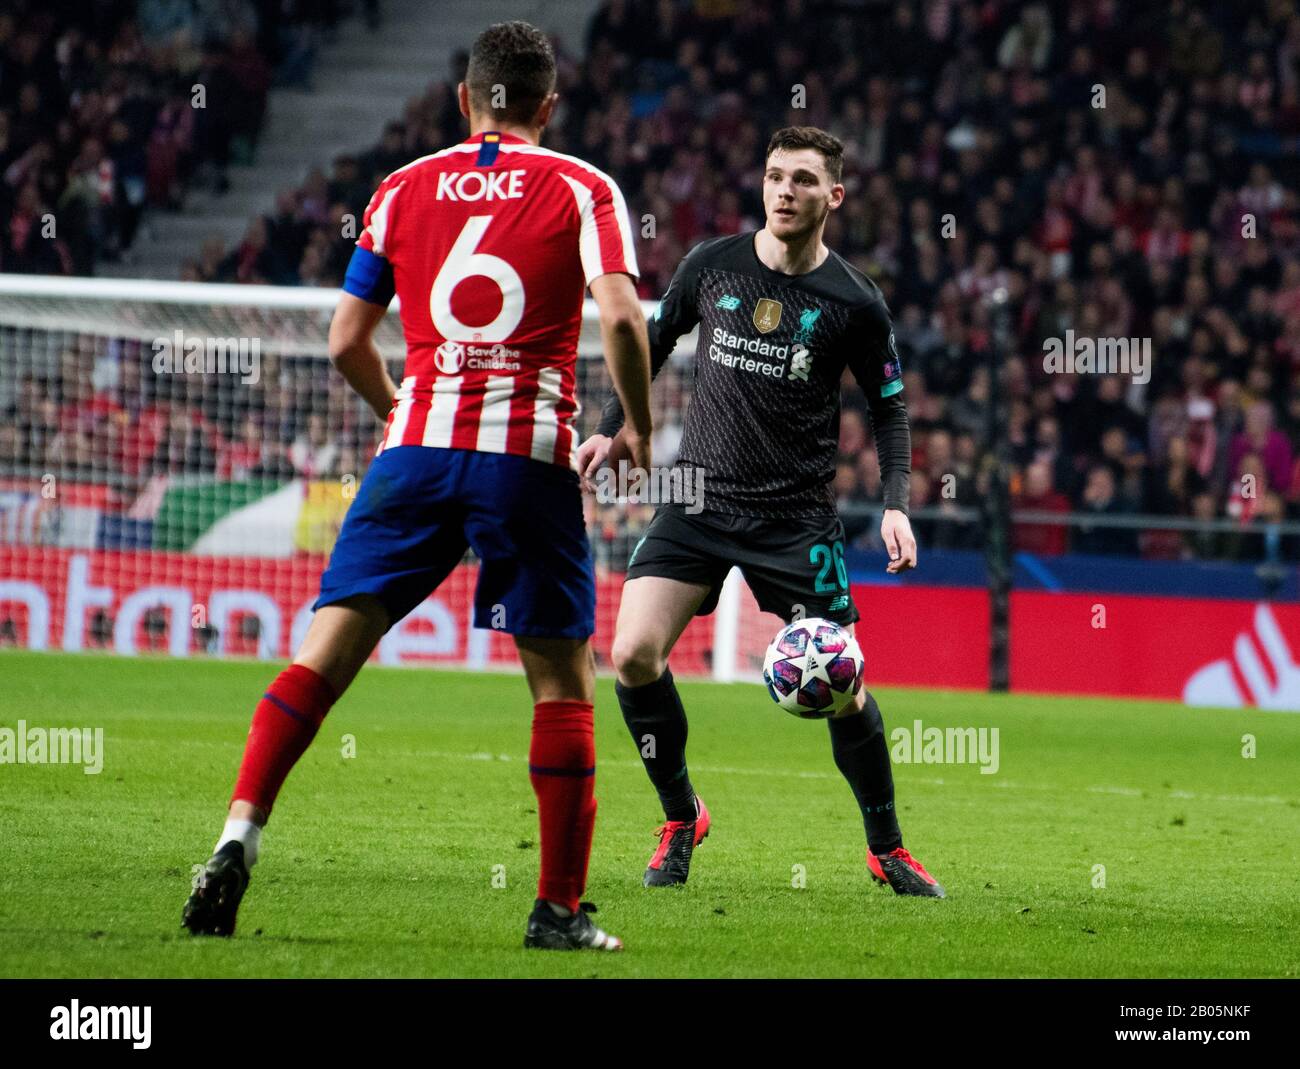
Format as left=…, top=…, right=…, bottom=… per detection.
left=1, top=650, right=1297, bottom=978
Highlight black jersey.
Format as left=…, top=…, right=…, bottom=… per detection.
left=596, top=231, right=911, bottom=519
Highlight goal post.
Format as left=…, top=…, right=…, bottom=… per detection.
left=0, top=274, right=772, bottom=679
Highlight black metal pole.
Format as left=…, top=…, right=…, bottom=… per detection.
left=984, top=289, right=1012, bottom=692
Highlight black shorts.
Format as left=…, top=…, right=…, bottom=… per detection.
left=624, top=504, right=860, bottom=625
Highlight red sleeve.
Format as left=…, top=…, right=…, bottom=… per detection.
left=357, top=172, right=406, bottom=259
left=570, top=170, right=638, bottom=284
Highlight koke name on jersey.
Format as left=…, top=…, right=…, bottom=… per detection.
left=435, top=168, right=527, bottom=201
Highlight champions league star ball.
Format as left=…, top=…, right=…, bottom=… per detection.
left=762, top=618, right=865, bottom=718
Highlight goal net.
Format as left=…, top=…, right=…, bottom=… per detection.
left=0, top=276, right=780, bottom=681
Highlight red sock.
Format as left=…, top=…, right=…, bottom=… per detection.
left=529, top=700, right=596, bottom=913
left=231, top=664, right=338, bottom=815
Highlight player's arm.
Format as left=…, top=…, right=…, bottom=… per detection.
left=578, top=241, right=706, bottom=480
left=329, top=288, right=399, bottom=423
left=565, top=169, right=657, bottom=479
left=589, top=271, right=653, bottom=472
left=331, top=177, right=402, bottom=423
left=848, top=300, right=916, bottom=574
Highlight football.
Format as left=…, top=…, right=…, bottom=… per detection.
left=762, top=618, right=865, bottom=718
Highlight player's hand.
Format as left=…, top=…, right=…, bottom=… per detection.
left=576, top=433, right=613, bottom=490
left=621, top=427, right=652, bottom=475
left=882, top=508, right=917, bottom=574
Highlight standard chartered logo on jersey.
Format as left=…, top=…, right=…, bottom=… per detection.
left=708, top=303, right=820, bottom=382
left=708, top=327, right=789, bottom=377
left=789, top=307, right=820, bottom=382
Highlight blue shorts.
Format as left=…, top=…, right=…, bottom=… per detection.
left=315, top=446, right=595, bottom=639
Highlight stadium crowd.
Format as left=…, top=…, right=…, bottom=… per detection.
left=4, top=0, right=1300, bottom=561
left=0, top=0, right=377, bottom=273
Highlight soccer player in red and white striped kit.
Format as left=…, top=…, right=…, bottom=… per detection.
left=182, top=21, right=652, bottom=950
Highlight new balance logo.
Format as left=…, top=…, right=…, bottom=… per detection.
left=716, top=295, right=741, bottom=310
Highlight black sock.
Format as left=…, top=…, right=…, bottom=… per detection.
left=616, top=668, right=697, bottom=822
left=828, top=690, right=902, bottom=855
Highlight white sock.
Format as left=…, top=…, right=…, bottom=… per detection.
left=214, top=818, right=261, bottom=867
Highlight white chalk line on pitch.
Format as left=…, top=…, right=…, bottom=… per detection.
left=405, top=750, right=1296, bottom=808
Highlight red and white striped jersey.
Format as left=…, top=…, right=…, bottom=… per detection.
left=356, top=131, right=638, bottom=469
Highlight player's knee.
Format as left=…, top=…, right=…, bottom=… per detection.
left=832, top=687, right=867, bottom=719
left=611, top=633, right=666, bottom=687
left=831, top=687, right=883, bottom=732
left=858, top=688, right=884, bottom=733
left=516, top=637, right=595, bottom=704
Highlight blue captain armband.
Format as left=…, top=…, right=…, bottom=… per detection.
left=342, top=246, right=396, bottom=306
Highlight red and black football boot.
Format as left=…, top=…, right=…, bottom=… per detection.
left=867, top=846, right=946, bottom=898
left=643, top=796, right=710, bottom=887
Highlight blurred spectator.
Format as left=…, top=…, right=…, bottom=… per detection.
left=290, top=413, right=339, bottom=478
left=1145, top=435, right=1206, bottom=515
left=1226, top=452, right=1271, bottom=525
left=1013, top=460, right=1071, bottom=556
left=1229, top=401, right=1292, bottom=497
left=1074, top=464, right=1140, bottom=555
left=218, top=415, right=267, bottom=480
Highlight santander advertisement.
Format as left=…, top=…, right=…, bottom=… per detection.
left=2, top=547, right=1298, bottom=711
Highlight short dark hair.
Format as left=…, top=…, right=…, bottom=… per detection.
left=465, top=21, right=556, bottom=124
left=765, top=126, right=844, bottom=184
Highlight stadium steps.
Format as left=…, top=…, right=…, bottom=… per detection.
left=102, top=0, right=601, bottom=281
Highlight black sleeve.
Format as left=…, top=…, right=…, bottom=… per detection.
left=846, top=299, right=911, bottom=514
left=593, top=241, right=706, bottom=438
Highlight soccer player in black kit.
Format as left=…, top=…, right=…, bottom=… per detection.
left=577, top=127, right=945, bottom=897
